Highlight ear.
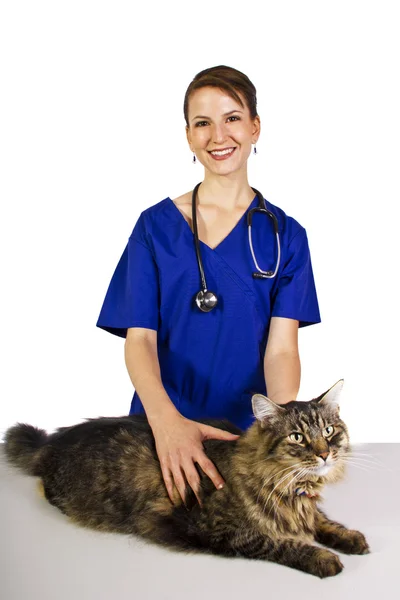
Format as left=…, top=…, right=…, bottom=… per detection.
left=251, top=393, right=286, bottom=424
left=186, top=125, right=192, bottom=148
left=315, top=379, right=344, bottom=409
left=252, top=115, right=261, bottom=141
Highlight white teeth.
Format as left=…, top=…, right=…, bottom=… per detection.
left=211, top=148, right=234, bottom=156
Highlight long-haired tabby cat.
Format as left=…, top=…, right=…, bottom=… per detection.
left=4, top=379, right=369, bottom=578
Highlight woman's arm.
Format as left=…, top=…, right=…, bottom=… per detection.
left=124, top=327, right=180, bottom=425
left=264, top=316, right=301, bottom=405
left=124, top=327, right=239, bottom=507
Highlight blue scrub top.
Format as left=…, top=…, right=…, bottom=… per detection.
left=96, top=193, right=321, bottom=430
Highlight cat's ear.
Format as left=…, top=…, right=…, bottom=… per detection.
left=251, top=393, right=286, bottom=424
left=315, top=379, right=344, bottom=409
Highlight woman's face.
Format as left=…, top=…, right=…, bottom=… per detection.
left=186, top=86, right=260, bottom=176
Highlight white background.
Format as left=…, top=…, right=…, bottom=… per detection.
left=1, top=1, right=398, bottom=442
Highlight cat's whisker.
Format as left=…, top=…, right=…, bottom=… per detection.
left=261, top=463, right=304, bottom=487
left=270, top=469, right=306, bottom=513
left=349, top=451, right=383, bottom=456
left=340, top=456, right=383, bottom=470
left=345, top=452, right=392, bottom=470
left=264, top=477, right=294, bottom=517
left=341, top=461, right=373, bottom=470
left=267, top=468, right=309, bottom=519
left=350, top=450, right=387, bottom=461
left=340, top=455, right=381, bottom=468
left=256, top=465, right=299, bottom=504
left=261, top=469, right=298, bottom=507
left=345, top=449, right=385, bottom=460
left=262, top=468, right=299, bottom=511
left=345, top=451, right=385, bottom=461
left=338, top=459, right=372, bottom=472
left=255, top=462, right=304, bottom=504
left=262, top=467, right=305, bottom=515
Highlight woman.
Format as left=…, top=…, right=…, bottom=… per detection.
left=96, top=65, right=321, bottom=507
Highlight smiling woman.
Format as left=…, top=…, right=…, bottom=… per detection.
left=186, top=85, right=259, bottom=176
left=96, top=65, right=321, bottom=508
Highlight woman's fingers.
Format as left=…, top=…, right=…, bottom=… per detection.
left=159, top=460, right=176, bottom=505
left=196, top=453, right=225, bottom=491
left=169, top=458, right=190, bottom=507
left=153, top=417, right=237, bottom=508
left=162, top=455, right=203, bottom=508
left=180, top=459, right=203, bottom=507
left=200, top=424, right=241, bottom=441
left=172, top=468, right=186, bottom=506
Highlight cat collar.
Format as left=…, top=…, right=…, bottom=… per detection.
left=295, top=487, right=319, bottom=498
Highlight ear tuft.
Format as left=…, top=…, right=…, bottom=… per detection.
left=316, top=379, right=344, bottom=409
left=251, top=393, right=285, bottom=423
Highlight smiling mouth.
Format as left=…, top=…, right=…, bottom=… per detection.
left=208, top=147, right=236, bottom=157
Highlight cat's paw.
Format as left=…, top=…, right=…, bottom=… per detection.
left=309, top=549, right=344, bottom=579
left=335, top=529, right=370, bottom=555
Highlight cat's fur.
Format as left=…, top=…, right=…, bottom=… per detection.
left=4, top=379, right=369, bottom=578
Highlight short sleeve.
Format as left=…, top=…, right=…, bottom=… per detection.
left=96, top=221, right=159, bottom=338
left=271, top=228, right=321, bottom=328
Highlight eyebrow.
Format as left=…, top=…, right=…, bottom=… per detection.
left=191, top=110, right=243, bottom=122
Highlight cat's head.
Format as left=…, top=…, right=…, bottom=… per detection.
left=250, top=380, right=349, bottom=485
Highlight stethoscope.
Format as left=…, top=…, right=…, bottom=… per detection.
left=192, top=182, right=281, bottom=312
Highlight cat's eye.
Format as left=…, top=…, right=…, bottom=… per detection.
left=289, top=433, right=304, bottom=443
left=324, top=426, right=334, bottom=437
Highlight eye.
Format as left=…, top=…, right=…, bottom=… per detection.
left=324, top=426, right=334, bottom=437
left=194, top=116, right=240, bottom=127
left=289, top=433, right=304, bottom=443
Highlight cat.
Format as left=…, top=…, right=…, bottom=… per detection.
left=4, top=379, right=369, bottom=578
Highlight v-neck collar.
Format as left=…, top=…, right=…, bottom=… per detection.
left=167, top=194, right=259, bottom=252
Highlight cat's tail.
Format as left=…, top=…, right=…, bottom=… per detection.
left=4, top=423, right=48, bottom=475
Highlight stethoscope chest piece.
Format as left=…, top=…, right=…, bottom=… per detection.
left=195, top=289, right=218, bottom=312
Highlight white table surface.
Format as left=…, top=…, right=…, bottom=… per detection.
left=1, top=443, right=399, bottom=600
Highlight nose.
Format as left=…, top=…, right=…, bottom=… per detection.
left=319, top=452, right=330, bottom=462
left=211, top=123, right=227, bottom=144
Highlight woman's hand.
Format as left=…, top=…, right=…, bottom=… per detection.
left=150, top=412, right=240, bottom=508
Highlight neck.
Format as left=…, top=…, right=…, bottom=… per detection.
left=197, top=170, right=255, bottom=210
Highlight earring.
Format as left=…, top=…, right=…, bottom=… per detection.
left=193, top=154, right=196, bottom=164
left=253, top=145, right=257, bottom=155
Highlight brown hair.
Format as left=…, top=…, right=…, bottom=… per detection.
left=183, top=65, right=258, bottom=127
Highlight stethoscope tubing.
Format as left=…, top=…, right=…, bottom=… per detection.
left=192, top=182, right=208, bottom=293
left=192, top=182, right=280, bottom=311
left=247, top=191, right=280, bottom=279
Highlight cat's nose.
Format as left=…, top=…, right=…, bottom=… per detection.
left=319, top=452, right=330, bottom=462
